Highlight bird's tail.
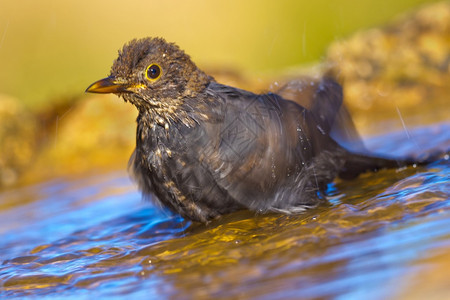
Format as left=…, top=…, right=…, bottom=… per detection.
left=338, top=150, right=447, bottom=180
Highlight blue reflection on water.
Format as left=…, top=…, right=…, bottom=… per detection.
left=1, top=174, right=138, bottom=257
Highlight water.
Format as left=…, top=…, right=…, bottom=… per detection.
left=0, top=124, right=449, bottom=299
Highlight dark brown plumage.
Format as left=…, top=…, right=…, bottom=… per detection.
left=86, top=37, right=422, bottom=223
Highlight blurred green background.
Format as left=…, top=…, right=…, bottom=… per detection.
left=0, top=0, right=441, bottom=109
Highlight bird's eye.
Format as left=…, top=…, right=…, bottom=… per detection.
left=145, top=64, right=162, bottom=81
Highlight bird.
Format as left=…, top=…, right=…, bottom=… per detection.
left=86, top=37, right=428, bottom=223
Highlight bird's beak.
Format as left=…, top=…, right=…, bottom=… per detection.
left=85, top=76, right=131, bottom=94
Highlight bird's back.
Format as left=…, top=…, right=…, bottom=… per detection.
left=165, top=80, right=347, bottom=215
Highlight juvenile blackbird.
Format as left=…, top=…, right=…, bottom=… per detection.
left=86, top=37, right=420, bottom=223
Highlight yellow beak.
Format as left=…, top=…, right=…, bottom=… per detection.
left=85, top=76, right=130, bottom=94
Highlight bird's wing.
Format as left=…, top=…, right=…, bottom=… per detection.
left=196, top=82, right=323, bottom=211
left=277, top=77, right=367, bottom=152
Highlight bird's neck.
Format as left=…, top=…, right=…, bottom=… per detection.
left=140, top=74, right=214, bottom=129
left=136, top=98, right=195, bottom=131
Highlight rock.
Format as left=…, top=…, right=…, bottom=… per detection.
left=0, top=95, right=37, bottom=187
left=23, top=94, right=137, bottom=182
left=326, top=1, right=450, bottom=134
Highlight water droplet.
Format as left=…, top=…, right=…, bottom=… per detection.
left=317, top=125, right=325, bottom=135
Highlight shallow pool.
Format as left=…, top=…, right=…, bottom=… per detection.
left=1, top=123, right=449, bottom=299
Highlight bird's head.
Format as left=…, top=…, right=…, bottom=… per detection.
left=86, top=37, right=211, bottom=113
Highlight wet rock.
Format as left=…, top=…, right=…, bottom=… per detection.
left=24, top=94, right=137, bottom=181
left=0, top=95, right=37, bottom=187
left=326, top=1, right=450, bottom=133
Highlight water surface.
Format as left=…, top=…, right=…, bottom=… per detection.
left=0, top=124, right=449, bottom=299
